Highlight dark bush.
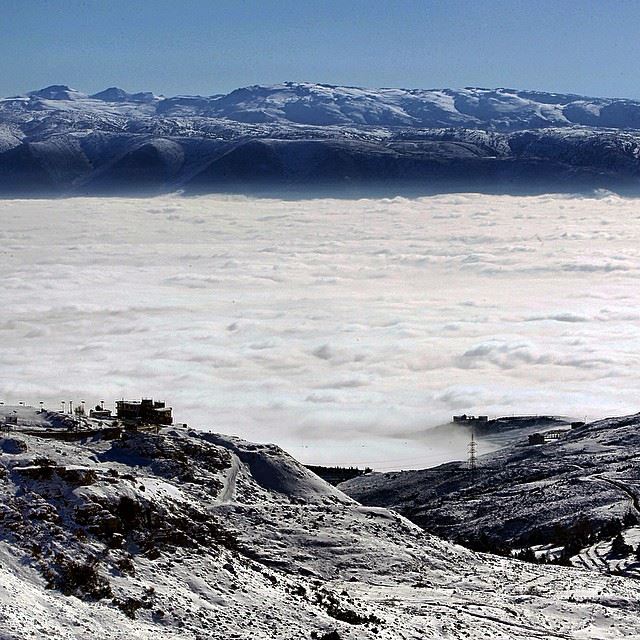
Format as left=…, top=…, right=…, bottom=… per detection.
left=611, top=533, right=632, bottom=557
left=48, top=555, right=112, bottom=600
left=113, top=596, right=150, bottom=619
left=116, top=496, right=142, bottom=532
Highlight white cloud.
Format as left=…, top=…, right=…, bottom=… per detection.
left=2, top=192, right=640, bottom=468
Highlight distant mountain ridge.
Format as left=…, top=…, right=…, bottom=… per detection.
left=3, top=82, right=640, bottom=195
left=9, top=82, right=640, bottom=130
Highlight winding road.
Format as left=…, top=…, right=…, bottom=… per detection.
left=218, top=454, right=241, bottom=503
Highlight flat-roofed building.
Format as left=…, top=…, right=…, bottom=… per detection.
left=115, top=398, right=173, bottom=426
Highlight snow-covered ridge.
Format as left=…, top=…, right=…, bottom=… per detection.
left=2, top=82, right=640, bottom=195
left=2, top=407, right=640, bottom=638
left=6, top=82, right=640, bottom=130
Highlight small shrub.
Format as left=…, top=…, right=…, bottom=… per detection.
left=611, top=533, right=632, bottom=557
left=115, top=555, right=136, bottom=576
left=48, top=555, right=112, bottom=600
left=113, top=596, right=147, bottom=619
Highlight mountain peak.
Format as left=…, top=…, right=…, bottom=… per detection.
left=28, top=85, right=85, bottom=100
left=90, top=87, right=157, bottom=103
left=90, top=86, right=129, bottom=102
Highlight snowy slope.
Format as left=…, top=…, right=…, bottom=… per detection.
left=341, top=413, right=640, bottom=575
left=2, top=408, right=640, bottom=638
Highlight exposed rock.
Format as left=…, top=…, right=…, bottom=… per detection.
left=0, top=437, right=27, bottom=454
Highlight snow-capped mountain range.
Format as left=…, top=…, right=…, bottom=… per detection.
left=9, top=82, right=640, bottom=129
left=3, top=82, right=640, bottom=194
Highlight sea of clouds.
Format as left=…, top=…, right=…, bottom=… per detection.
left=1, top=192, right=639, bottom=468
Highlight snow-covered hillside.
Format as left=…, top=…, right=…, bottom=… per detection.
left=2, top=83, right=640, bottom=194
left=2, top=408, right=640, bottom=638
left=341, top=413, right=640, bottom=576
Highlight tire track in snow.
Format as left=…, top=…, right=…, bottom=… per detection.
left=594, top=475, right=640, bottom=516
left=574, top=475, right=640, bottom=574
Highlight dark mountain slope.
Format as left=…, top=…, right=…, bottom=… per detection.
left=3, top=83, right=640, bottom=194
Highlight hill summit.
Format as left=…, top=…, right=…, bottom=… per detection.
left=1, top=407, right=640, bottom=638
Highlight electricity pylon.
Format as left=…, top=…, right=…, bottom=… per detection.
left=468, top=429, right=477, bottom=480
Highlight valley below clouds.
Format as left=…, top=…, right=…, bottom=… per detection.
left=2, top=192, right=640, bottom=468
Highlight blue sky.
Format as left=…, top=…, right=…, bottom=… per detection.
left=3, top=0, right=640, bottom=98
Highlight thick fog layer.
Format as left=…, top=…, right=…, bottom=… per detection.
left=1, top=193, right=638, bottom=468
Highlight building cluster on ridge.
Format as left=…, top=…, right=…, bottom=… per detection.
left=1, top=397, right=174, bottom=436
left=452, top=413, right=589, bottom=454
left=452, top=414, right=488, bottom=426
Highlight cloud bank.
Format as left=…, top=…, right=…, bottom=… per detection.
left=1, top=192, right=639, bottom=468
